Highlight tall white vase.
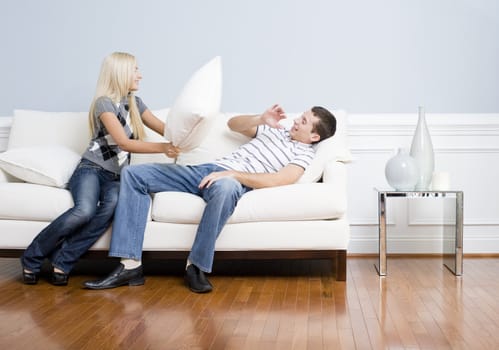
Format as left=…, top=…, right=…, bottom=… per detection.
left=410, top=106, right=434, bottom=190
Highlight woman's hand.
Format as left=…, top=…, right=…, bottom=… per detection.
left=163, top=143, right=180, bottom=158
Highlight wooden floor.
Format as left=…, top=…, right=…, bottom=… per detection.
left=1, top=256, right=499, bottom=349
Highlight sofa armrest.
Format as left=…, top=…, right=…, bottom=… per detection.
left=322, top=160, right=347, bottom=184
left=321, top=160, right=348, bottom=212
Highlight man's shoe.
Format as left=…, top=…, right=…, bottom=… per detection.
left=51, top=271, right=69, bottom=286
left=83, top=264, right=144, bottom=290
left=184, top=264, right=212, bottom=293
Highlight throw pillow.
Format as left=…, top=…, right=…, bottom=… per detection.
left=0, top=146, right=81, bottom=188
left=164, top=56, right=222, bottom=152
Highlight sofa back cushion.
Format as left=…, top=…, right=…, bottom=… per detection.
left=5, top=108, right=350, bottom=184
left=7, top=108, right=175, bottom=166
left=176, top=110, right=351, bottom=183
left=8, top=110, right=90, bottom=153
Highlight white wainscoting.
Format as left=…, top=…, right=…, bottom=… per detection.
left=0, top=117, right=11, bottom=151
left=347, top=113, right=499, bottom=254
left=1, top=113, right=499, bottom=254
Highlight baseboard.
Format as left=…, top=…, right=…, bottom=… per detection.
left=347, top=253, right=499, bottom=258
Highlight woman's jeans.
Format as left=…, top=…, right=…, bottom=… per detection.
left=21, top=159, right=120, bottom=274
left=109, top=163, right=251, bottom=273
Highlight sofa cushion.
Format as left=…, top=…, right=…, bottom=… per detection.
left=9, top=110, right=90, bottom=154
left=176, top=110, right=351, bottom=183
left=0, top=183, right=73, bottom=221
left=151, top=182, right=346, bottom=224
left=0, top=182, right=154, bottom=222
left=164, top=56, right=222, bottom=152
left=0, top=146, right=81, bottom=187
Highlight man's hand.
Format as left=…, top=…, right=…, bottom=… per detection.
left=199, top=170, right=236, bottom=189
left=261, top=104, right=286, bottom=129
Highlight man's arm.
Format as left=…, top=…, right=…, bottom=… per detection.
left=227, top=104, right=286, bottom=138
left=199, top=164, right=305, bottom=190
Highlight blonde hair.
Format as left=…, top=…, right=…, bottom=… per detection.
left=88, top=52, right=145, bottom=140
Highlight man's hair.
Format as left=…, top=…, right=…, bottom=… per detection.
left=311, top=106, right=336, bottom=144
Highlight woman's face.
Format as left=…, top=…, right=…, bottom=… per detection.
left=130, top=65, right=142, bottom=91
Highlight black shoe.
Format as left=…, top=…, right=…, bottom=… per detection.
left=184, top=264, right=212, bottom=293
left=22, top=269, right=39, bottom=285
left=51, top=271, right=69, bottom=286
left=83, top=264, right=144, bottom=290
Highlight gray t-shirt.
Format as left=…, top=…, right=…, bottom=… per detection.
left=82, top=95, right=147, bottom=175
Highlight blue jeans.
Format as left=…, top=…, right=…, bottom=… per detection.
left=109, top=163, right=251, bottom=273
left=21, top=159, right=120, bottom=274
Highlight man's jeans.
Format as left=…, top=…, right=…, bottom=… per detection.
left=109, top=163, right=251, bottom=273
left=21, top=159, right=120, bottom=273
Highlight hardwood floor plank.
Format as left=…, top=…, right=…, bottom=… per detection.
left=2, top=257, right=499, bottom=349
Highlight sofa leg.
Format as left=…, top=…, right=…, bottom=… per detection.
left=335, top=250, right=347, bottom=281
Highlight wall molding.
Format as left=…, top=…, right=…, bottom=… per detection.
left=0, top=117, right=11, bottom=151
left=348, top=113, right=499, bottom=136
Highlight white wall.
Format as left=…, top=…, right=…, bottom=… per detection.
left=2, top=112, right=499, bottom=254
left=1, top=0, right=498, bottom=115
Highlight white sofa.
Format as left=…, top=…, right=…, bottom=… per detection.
left=0, top=108, right=351, bottom=280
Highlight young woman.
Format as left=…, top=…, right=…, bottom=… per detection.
left=20, top=52, right=179, bottom=285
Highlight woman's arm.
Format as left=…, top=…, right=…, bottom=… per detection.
left=141, top=109, right=165, bottom=136
left=100, top=112, right=178, bottom=157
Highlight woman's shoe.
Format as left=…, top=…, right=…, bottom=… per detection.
left=51, top=271, right=69, bottom=286
left=22, top=269, right=39, bottom=285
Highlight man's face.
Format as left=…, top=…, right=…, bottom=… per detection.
left=289, top=110, right=321, bottom=144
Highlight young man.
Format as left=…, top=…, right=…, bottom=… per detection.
left=84, top=104, right=336, bottom=293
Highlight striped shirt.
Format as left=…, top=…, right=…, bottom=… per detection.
left=215, top=125, right=315, bottom=173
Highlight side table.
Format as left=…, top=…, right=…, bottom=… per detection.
left=374, top=188, right=464, bottom=276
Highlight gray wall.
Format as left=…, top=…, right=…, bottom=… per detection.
left=1, top=0, right=498, bottom=115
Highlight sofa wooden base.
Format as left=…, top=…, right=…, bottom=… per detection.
left=0, top=249, right=347, bottom=281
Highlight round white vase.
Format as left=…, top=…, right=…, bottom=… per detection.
left=385, top=148, right=419, bottom=191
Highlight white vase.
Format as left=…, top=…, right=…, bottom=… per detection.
left=410, top=106, right=434, bottom=190
left=385, top=148, right=419, bottom=191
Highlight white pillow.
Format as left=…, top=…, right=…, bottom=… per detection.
left=298, top=110, right=351, bottom=183
left=164, top=56, right=222, bottom=152
left=0, top=146, right=81, bottom=188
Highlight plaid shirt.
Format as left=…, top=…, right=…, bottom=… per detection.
left=82, top=95, right=147, bottom=175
